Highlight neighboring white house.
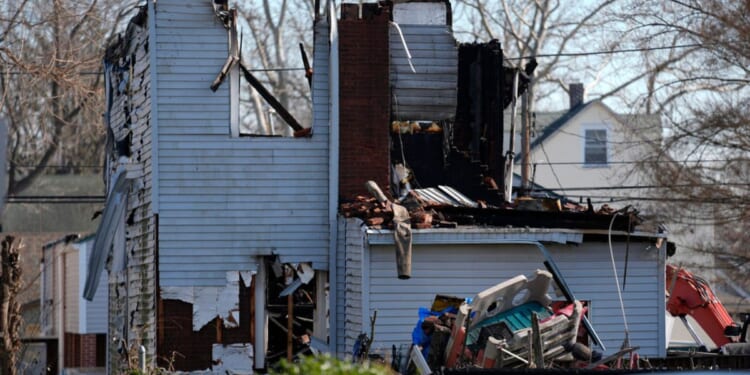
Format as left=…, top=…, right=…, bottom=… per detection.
left=509, top=87, right=715, bottom=276
left=41, top=234, right=107, bottom=372
left=510, top=86, right=658, bottom=207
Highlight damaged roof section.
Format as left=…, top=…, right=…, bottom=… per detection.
left=341, top=181, right=641, bottom=233
left=335, top=1, right=641, bottom=236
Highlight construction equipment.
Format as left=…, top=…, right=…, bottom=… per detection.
left=666, top=264, right=749, bottom=353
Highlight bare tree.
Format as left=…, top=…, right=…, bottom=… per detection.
left=619, top=0, right=750, bottom=293
left=454, top=0, right=749, bottom=289
left=454, top=0, right=626, bottom=111
left=0, top=0, right=136, bottom=197
left=236, top=0, right=313, bottom=136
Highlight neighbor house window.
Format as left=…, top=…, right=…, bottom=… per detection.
left=584, top=129, right=608, bottom=165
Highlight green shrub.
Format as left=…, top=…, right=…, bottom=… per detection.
left=271, top=354, right=392, bottom=375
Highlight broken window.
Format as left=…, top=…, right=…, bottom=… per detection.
left=210, top=2, right=313, bottom=138
left=235, top=62, right=312, bottom=137
left=584, top=129, right=608, bottom=165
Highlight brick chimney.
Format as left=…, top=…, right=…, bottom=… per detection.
left=568, top=82, right=585, bottom=109
left=338, top=3, right=391, bottom=201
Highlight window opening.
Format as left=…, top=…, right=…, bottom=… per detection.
left=584, top=129, right=607, bottom=165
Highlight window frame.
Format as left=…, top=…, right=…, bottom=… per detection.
left=581, top=125, right=609, bottom=167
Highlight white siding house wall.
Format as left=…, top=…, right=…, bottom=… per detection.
left=335, top=218, right=347, bottom=356
left=155, top=0, right=331, bottom=287
left=350, top=231, right=666, bottom=358
left=529, top=103, right=633, bottom=200
left=64, top=250, right=80, bottom=333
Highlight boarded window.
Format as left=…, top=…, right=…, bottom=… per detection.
left=584, top=129, right=607, bottom=165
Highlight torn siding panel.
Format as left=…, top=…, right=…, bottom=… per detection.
left=161, top=271, right=256, bottom=332
left=102, top=4, right=157, bottom=365
left=157, top=273, right=254, bottom=371
left=212, top=343, right=253, bottom=373
left=154, top=0, right=331, bottom=288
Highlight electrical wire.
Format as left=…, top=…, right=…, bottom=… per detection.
left=530, top=159, right=748, bottom=166
left=0, top=67, right=305, bottom=76
left=505, top=43, right=705, bottom=61
left=6, top=195, right=105, bottom=203
left=608, top=212, right=631, bottom=347
left=539, top=142, right=567, bottom=197
left=530, top=183, right=750, bottom=191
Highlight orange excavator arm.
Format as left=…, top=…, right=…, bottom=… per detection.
left=666, top=264, right=740, bottom=348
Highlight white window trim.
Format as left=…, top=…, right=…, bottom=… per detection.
left=229, top=21, right=240, bottom=138
left=581, top=123, right=610, bottom=168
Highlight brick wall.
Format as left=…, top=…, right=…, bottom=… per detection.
left=64, top=332, right=105, bottom=368
left=338, top=4, right=391, bottom=201
left=79, top=334, right=98, bottom=367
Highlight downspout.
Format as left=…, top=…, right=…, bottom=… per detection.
left=327, top=0, right=340, bottom=357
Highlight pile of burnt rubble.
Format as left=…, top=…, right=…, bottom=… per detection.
left=340, top=182, right=639, bottom=232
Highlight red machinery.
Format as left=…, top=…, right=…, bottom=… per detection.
left=666, top=264, right=743, bottom=348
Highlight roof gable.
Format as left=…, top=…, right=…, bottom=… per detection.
left=529, top=101, right=619, bottom=151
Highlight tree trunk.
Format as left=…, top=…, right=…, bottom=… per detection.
left=0, top=235, right=22, bottom=375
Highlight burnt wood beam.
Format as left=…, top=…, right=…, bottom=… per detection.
left=239, top=62, right=304, bottom=133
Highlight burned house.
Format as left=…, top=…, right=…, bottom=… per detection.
left=334, top=0, right=668, bottom=361
left=88, top=0, right=669, bottom=372
left=88, top=0, right=333, bottom=372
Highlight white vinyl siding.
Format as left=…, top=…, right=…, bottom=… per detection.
left=78, top=241, right=108, bottom=334
left=343, top=218, right=366, bottom=356
left=348, top=232, right=666, bottom=358
left=154, top=0, right=331, bottom=287
left=584, top=128, right=608, bottom=165
left=389, top=24, right=457, bottom=121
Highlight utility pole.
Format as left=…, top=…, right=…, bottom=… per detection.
left=503, top=71, right=520, bottom=203
left=520, top=76, right=532, bottom=195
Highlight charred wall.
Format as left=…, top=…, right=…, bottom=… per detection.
left=103, top=5, right=156, bottom=371
left=157, top=278, right=253, bottom=371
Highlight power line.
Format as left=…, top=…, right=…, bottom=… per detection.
left=0, top=67, right=305, bottom=76
left=12, top=164, right=103, bottom=168
left=506, top=43, right=704, bottom=61
left=567, top=195, right=749, bottom=204
left=532, top=159, right=748, bottom=166
left=531, top=183, right=749, bottom=191
left=6, top=195, right=105, bottom=204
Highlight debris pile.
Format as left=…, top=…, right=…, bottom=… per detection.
left=405, top=270, right=596, bottom=372
left=340, top=182, right=642, bottom=232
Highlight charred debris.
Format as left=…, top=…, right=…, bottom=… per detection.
left=339, top=20, right=639, bottom=233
